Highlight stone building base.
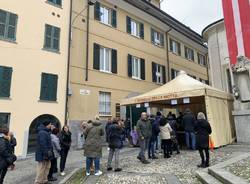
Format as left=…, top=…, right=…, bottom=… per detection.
left=233, top=110, right=250, bottom=143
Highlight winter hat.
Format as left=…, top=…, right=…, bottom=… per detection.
left=156, top=111, right=162, bottom=116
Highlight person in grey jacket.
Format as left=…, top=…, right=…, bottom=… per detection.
left=136, top=112, right=152, bottom=164
left=48, top=128, right=61, bottom=181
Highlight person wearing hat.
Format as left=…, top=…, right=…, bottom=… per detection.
left=0, top=126, right=17, bottom=184
left=34, top=121, right=53, bottom=184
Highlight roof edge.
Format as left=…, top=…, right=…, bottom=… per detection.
left=202, top=18, right=224, bottom=37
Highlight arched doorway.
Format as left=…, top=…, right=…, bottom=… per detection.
left=27, top=114, right=61, bottom=154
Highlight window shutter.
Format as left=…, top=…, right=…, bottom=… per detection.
left=178, top=42, right=181, bottom=55
left=93, top=43, right=100, bottom=70
left=162, top=66, right=166, bottom=84
left=40, top=73, right=49, bottom=100
left=151, top=28, right=154, bottom=43
left=0, top=66, right=12, bottom=97
left=111, top=49, right=117, bottom=74
left=0, top=10, right=7, bottom=37
left=127, top=54, right=132, bottom=77
left=126, top=16, right=131, bottom=34
left=94, top=2, right=101, bottom=21
left=50, top=75, right=58, bottom=101
left=56, top=0, right=62, bottom=6
left=140, top=23, right=144, bottom=39
left=152, top=62, right=156, bottom=82
left=53, top=27, right=60, bottom=51
left=160, top=33, right=164, bottom=47
left=7, top=13, right=17, bottom=40
left=171, top=69, right=175, bottom=80
left=111, top=10, right=117, bottom=28
left=169, top=39, right=173, bottom=52
left=140, top=58, right=145, bottom=80
left=191, top=50, right=194, bottom=61
left=185, top=47, right=188, bottom=58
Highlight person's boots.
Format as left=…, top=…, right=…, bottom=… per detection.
left=197, top=161, right=206, bottom=168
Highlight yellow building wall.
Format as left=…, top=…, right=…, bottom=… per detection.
left=69, top=0, right=208, bottom=122
left=0, top=0, right=70, bottom=157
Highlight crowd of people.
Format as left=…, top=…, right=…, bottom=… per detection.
left=0, top=108, right=212, bottom=183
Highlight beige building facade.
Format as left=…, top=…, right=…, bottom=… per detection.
left=203, top=19, right=232, bottom=93
left=0, top=0, right=71, bottom=157
left=68, top=0, right=208, bottom=140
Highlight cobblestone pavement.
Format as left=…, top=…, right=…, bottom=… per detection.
left=5, top=144, right=250, bottom=184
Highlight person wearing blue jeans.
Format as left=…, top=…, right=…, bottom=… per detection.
left=182, top=109, right=196, bottom=150
left=86, top=157, right=100, bottom=175
left=185, top=131, right=196, bottom=150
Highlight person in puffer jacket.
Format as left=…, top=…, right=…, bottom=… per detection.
left=0, top=126, right=17, bottom=184
left=47, top=128, right=61, bottom=182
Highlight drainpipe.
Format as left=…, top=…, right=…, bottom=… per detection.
left=64, top=0, right=73, bottom=125
left=85, top=4, right=90, bottom=81
left=165, top=28, right=172, bottom=81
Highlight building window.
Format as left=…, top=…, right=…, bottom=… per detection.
left=152, top=62, right=166, bottom=84
left=226, top=69, right=233, bottom=93
left=44, top=24, right=60, bottom=52
left=94, top=2, right=117, bottom=28
left=100, top=46, right=111, bottom=72
left=93, top=43, right=117, bottom=74
left=0, top=113, right=10, bottom=128
left=128, top=54, right=145, bottom=80
left=126, top=16, right=144, bottom=39
left=171, top=69, right=179, bottom=80
left=151, top=28, right=164, bottom=47
left=40, top=73, right=58, bottom=101
left=198, top=53, right=206, bottom=66
left=0, top=66, right=12, bottom=98
left=47, top=0, right=62, bottom=6
left=170, top=39, right=181, bottom=55
left=185, top=46, right=194, bottom=61
left=99, top=92, right=111, bottom=116
left=0, top=9, right=18, bottom=41
left=199, top=78, right=206, bottom=84
left=188, top=74, right=196, bottom=79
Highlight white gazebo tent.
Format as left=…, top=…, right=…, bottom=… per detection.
left=121, top=71, right=236, bottom=147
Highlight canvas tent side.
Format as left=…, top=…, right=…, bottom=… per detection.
left=121, top=72, right=235, bottom=147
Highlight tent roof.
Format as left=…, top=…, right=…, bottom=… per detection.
left=121, top=71, right=233, bottom=105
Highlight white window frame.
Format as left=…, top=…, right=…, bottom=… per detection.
left=99, top=92, right=111, bottom=116
left=156, top=64, right=163, bottom=84
left=131, top=19, right=140, bottom=37
left=99, top=46, right=111, bottom=73
left=185, top=47, right=194, bottom=61
left=132, top=56, right=141, bottom=80
left=100, top=5, right=111, bottom=25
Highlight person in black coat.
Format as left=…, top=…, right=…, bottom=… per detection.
left=9, top=132, right=17, bottom=154
left=182, top=109, right=196, bottom=150
left=195, top=112, right=212, bottom=168
left=148, top=114, right=160, bottom=159
left=35, top=121, right=54, bottom=184
left=0, top=127, right=17, bottom=184
left=59, top=125, right=72, bottom=176
left=168, top=114, right=180, bottom=155
left=107, top=120, right=124, bottom=172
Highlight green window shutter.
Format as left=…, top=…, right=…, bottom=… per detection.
left=111, top=49, right=117, bottom=74
left=0, top=66, right=12, bottom=97
left=111, top=10, right=117, bottom=28
left=140, top=58, right=145, bottom=80
left=178, top=42, right=181, bottom=55
left=56, top=0, right=62, bottom=6
left=44, top=24, right=52, bottom=49
left=49, top=74, right=58, bottom=101
left=191, top=50, right=194, bottom=61
left=171, top=69, right=175, bottom=80
left=127, top=54, right=132, bottom=77
left=40, top=73, right=49, bottom=100
left=162, top=65, right=166, bottom=84
left=94, top=2, right=101, bottom=21
left=169, top=39, right=173, bottom=52
left=152, top=62, right=156, bottom=82
left=0, top=10, right=7, bottom=38
left=160, top=33, right=164, bottom=47
left=126, top=16, right=131, bottom=34
left=184, top=47, right=188, bottom=58
left=151, top=28, right=154, bottom=43
left=93, top=43, right=100, bottom=70
left=140, top=23, right=144, bottom=39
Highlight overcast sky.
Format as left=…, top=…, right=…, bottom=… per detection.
left=160, top=0, right=224, bottom=34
